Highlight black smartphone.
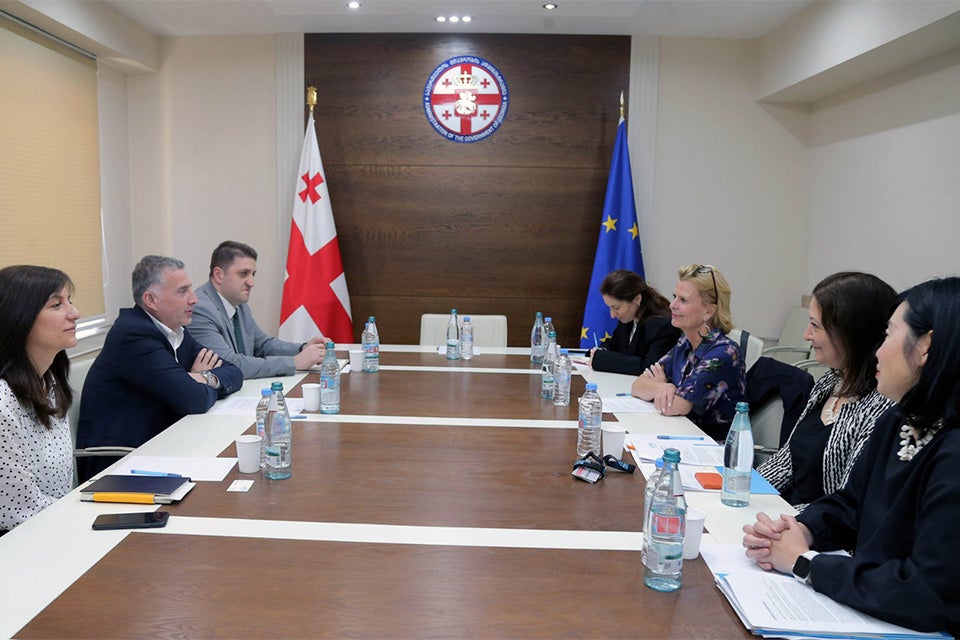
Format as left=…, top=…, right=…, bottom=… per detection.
left=91, top=511, right=170, bottom=530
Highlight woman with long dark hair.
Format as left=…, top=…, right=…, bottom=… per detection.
left=743, top=277, right=960, bottom=634
left=0, top=265, right=79, bottom=534
left=757, top=272, right=897, bottom=508
left=588, top=269, right=680, bottom=375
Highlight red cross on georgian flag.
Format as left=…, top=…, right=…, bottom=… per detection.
left=279, top=112, right=353, bottom=343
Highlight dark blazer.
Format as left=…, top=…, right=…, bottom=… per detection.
left=591, top=316, right=680, bottom=376
left=76, top=306, right=242, bottom=478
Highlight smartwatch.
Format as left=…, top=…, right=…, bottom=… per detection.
left=201, top=370, right=220, bottom=389
left=792, top=550, right=818, bottom=585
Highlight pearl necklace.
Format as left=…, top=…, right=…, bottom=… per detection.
left=898, top=420, right=944, bottom=462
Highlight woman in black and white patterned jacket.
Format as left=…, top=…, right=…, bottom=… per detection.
left=757, top=272, right=896, bottom=509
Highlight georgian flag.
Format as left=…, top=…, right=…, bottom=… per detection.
left=279, top=112, right=353, bottom=343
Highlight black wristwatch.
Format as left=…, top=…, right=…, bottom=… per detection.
left=792, top=550, right=818, bottom=585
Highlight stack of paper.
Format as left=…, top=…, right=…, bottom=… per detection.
left=627, top=434, right=778, bottom=494
left=701, top=544, right=950, bottom=639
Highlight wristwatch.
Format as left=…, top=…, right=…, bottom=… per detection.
left=792, top=550, right=818, bottom=585
left=201, top=370, right=220, bottom=389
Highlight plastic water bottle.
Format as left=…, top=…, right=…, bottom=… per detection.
left=552, top=348, right=572, bottom=406
left=446, top=309, right=460, bottom=360
left=530, top=312, right=545, bottom=364
left=320, top=342, right=341, bottom=414
left=641, top=457, right=665, bottom=567
left=255, top=387, right=271, bottom=469
left=362, top=316, right=380, bottom=373
left=264, top=381, right=292, bottom=480
left=541, top=330, right=558, bottom=399
left=644, top=448, right=686, bottom=592
left=543, top=316, right=556, bottom=344
left=722, top=401, right=754, bottom=507
left=460, top=316, right=474, bottom=360
left=576, top=382, right=602, bottom=457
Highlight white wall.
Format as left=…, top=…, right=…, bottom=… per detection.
left=805, top=51, right=960, bottom=291
left=126, top=35, right=283, bottom=329
left=648, top=38, right=809, bottom=337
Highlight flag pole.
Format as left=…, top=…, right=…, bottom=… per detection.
left=619, top=90, right=624, bottom=120
left=306, top=85, right=316, bottom=115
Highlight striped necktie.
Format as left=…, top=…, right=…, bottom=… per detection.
left=232, top=311, right=246, bottom=355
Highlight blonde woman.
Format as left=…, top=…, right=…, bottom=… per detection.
left=632, top=264, right=747, bottom=439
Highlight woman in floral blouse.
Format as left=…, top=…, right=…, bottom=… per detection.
left=631, top=264, right=747, bottom=440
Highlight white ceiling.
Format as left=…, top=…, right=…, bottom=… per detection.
left=102, top=0, right=815, bottom=39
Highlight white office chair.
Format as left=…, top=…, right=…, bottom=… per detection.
left=726, top=328, right=764, bottom=372
left=762, top=305, right=813, bottom=364
left=68, top=355, right=134, bottom=486
left=419, top=313, right=508, bottom=348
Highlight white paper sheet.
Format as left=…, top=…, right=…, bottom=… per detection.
left=627, top=434, right=724, bottom=465
left=112, top=455, right=238, bottom=481
left=599, top=396, right=657, bottom=413
left=211, top=396, right=305, bottom=416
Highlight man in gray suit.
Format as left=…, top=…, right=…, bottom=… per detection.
left=191, top=241, right=327, bottom=378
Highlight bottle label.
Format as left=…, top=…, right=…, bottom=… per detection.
left=652, top=512, right=683, bottom=536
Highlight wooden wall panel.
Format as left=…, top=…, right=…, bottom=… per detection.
left=306, top=34, right=630, bottom=346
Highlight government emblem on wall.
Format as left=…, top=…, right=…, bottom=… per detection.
left=423, top=56, right=509, bottom=143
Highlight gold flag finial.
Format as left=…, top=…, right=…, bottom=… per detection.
left=619, top=90, right=624, bottom=120
left=306, top=86, right=317, bottom=115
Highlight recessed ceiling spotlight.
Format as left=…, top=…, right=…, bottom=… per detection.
left=347, top=1, right=361, bottom=8
left=543, top=3, right=558, bottom=9
left=449, top=15, right=459, bottom=23
left=461, top=16, right=472, bottom=22
left=436, top=15, right=447, bottom=22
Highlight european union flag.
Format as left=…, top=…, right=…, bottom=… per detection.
left=580, top=117, right=644, bottom=349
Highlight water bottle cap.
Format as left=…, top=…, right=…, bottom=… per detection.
left=662, top=448, right=681, bottom=463
left=270, top=381, right=284, bottom=391
left=654, top=457, right=664, bottom=468
left=736, top=401, right=750, bottom=413
left=326, top=342, right=336, bottom=349
left=463, top=316, right=470, bottom=321
left=536, top=311, right=542, bottom=317
left=545, top=317, right=552, bottom=322
left=261, top=388, right=271, bottom=396
left=368, top=315, right=375, bottom=322
left=585, top=383, right=597, bottom=390
left=559, top=348, right=569, bottom=354
left=451, top=308, right=457, bottom=314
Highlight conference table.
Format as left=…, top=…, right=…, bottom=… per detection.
left=0, top=345, right=793, bottom=639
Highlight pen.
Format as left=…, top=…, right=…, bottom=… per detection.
left=616, top=392, right=631, bottom=396
left=593, top=333, right=599, bottom=348
left=290, top=414, right=307, bottom=419
left=656, top=435, right=705, bottom=441
left=131, top=470, right=182, bottom=477
left=90, top=492, right=156, bottom=504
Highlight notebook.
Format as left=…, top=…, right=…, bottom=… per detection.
left=80, top=474, right=195, bottom=504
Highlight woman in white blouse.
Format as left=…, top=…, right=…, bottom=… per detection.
left=0, top=265, right=80, bottom=534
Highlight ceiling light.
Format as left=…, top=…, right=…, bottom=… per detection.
left=461, top=16, right=471, bottom=22
left=436, top=15, right=446, bottom=22
left=543, top=3, right=557, bottom=9
left=347, top=1, right=361, bottom=8
left=449, top=16, right=459, bottom=23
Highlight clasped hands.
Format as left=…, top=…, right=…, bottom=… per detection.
left=294, top=336, right=327, bottom=370
left=742, top=512, right=813, bottom=574
left=632, top=363, right=686, bottom=415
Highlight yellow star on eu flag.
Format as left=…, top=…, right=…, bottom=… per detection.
left=629, top=222, right=639, bottom=240
left=580, top=326, right=589, bottom=340
left=602, top=215, right=617, bottom=232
